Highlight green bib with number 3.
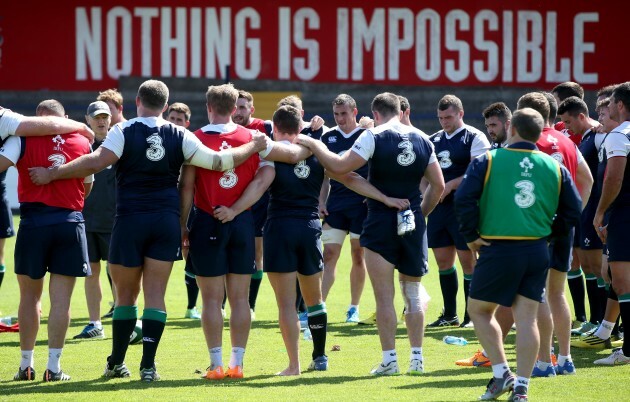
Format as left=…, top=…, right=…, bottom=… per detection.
left=479, top=148, right=561, bottom=239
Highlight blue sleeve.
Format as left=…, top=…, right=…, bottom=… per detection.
left=551, top=165, right=582, bottom=239
left=454, top=154, right=489, bottom=243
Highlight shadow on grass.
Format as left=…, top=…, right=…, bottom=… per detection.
left=0, top=374, right=370, bottom=395
left=394, top=376, right=485, bottom=390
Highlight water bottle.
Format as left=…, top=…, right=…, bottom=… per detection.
left=443, top=336, right=467, bottom=346
left=0, top=316, right=18, bottom=325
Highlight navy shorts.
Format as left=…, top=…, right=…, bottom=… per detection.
left=0, top=195, right=14, bottom=239
left=109, top=212, right=182, bottom=267
left=324, top=204, right=367, bottom=235
left=469, top=238, right=549, bottom=307
left=263, top=217, right=324, bottom=276
left=578, top=201, right=603, bottom=250
left=252, top=192, right=269, bottom=237
left=15, top=222, right=90, bottom=280
left=360, top=209, right=428, bottom=278
left=187, top=208, right=256, bottom=277
left=86, top=231, right=111, bottom=263
left=549, top=228, right=574, bottom=272
left=427, top=201, right=469, bottom=250
left=606, top=206, right=630, bottom=262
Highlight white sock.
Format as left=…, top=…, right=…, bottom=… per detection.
left=89, top=320, right=102, bottom=328
left=349, top=304, right=359, bottom=311
left=491, top=362, right=509, bottom=378
left=536, top=360, right=552, bottom=370
left=229, top=347, right=245, bottom=368
left=515, top=376, right=529, bottom=392
left=47, top=348, right=63, bottom=373
left=594, top=320, right=615, bottom=339
left=20, top=350, right=34, bottom=370
left=481, top=349, right=488, bottom=358
left=209, top=347, right=223, bottom=369
left=410, top=347, right=423, bottom=361
left=557, top=354, right=572, bottom=367
left=382, top=349, right=397, bottom=364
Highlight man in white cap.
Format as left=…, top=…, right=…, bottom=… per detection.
left=73, top=101, right=115, bottom=340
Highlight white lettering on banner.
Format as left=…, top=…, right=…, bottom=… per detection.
left=293, top=8, right=320, bottom=80
left=278, top=7, right=291, bottom=79
left=573, top=12, right=598, bottom=84
left=517, top=11, right=542, bottom=83
left=337, top=8, right=349, bottom=79
left=235, top=7, right=260, bottom=79
left=106, top=7, right=132, bottom=79
left=415, top=9, right=440, bottom=81
left=352, top=8, right=385, bottom=80
left=76, top=7, right=102, bottom=80
left=135, top=8, right=159, bottom=77
left=445, top=9, right=470, bottom=83
left=545, top=12, right=570, bottom=82
left=161, top=7, right=187, bottom=77
left=473, top=10, right=499, bottom=82
left=205, top=8, right=231, bottom=79
left=190, top=8, right=201, bottom=77
left=73, top=6, right=600, bottom=85
left=388, top=8, right=413, bottom=80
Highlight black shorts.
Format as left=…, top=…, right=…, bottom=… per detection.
left=606, top=206, right=630, bottom=262
left=470, top=239, right=549, bottom=307
left=360, top=209, right=428, bottom=278
left=15, top=222, right=90, bottom=280
left=427, top=201, right=469, bottom=250
left=549, top=228, right=574, bottom=272
left=0, top=195, right=14, bottom=239
left=263, top=217, right=324, bottom=276
left=109, top=212, right=182, bottom=267
left=577, top=201, right=603, bottom=250
left=324, top=204, right=367, bottom=235
left=252, top=192, right=269, bottom=237
left=187, top=209, right=255, bottom=277
left=86, top=231, right=111, bottom=263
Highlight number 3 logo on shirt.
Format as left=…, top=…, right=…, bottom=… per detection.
left=514, top=180, right=536, bottom=208
left=48, top=153, right=66, bottom=168
left=146, top=134, right=165, bottom=161
left=397, top=140, right=416, bottom=166
left=219, top=169, right=238, bottom=189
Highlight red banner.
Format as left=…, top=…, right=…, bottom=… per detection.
left=0, top=1, right=625, bottom=91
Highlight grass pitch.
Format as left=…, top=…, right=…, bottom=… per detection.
left=0, top=218, right=628, bottom=401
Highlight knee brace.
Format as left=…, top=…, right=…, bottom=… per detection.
left=400, top=281, right=424, bottom=314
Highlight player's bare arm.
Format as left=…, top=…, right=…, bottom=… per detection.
left=28, top=146, right=119, bottom=185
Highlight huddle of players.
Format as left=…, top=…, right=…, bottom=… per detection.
left=5, top=79, right=628, bottom=395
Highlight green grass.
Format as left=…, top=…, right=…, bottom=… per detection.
left=0, top=216, right=628, bottom=401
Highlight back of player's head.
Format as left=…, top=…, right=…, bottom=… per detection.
left=332, top=94, right=356, bottom=110
left=541, top=92, right=558, bottom=121
left=167, top=102, right=191, bottom=121
left=397, top=96, right=410, bottom=113
left=273, top=105, right=302, bottom=134
left=517, top=92, right=550, bottom=123
left=36, top=99, right=65, bottom=117
left=138, top=80, right=169, bottom=111
left=558, top=96, right=589, bottom=117
left=597, top=84, right=617, bottom=100
left=278, top=95, right=303, bottom=111
left=371, top=92, right=400, bottom=117
left=482, top=102, right=512, bottom=123
left=511, top=108, right=544, bottom=142
left=238, top=89, right=254, bottom=104
left=437, top=94, right=463, bottom=112
left=611, top=82, right=630, bottom=111
left=97, top=88, right=124, bottom=108
left=206, top=84, right=238, bottom=116
left=551, top=82, right=584, bottom=101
